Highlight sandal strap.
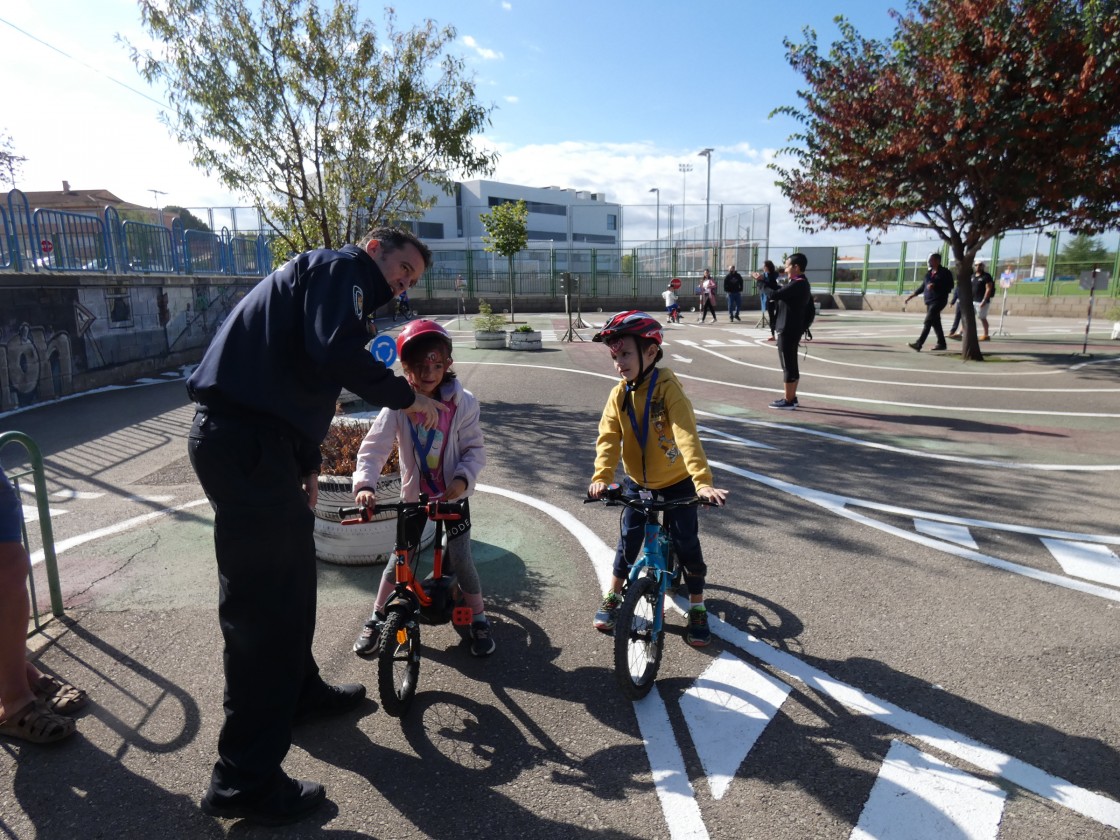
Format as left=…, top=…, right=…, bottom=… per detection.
left=34, top=674, right=89, bottom=714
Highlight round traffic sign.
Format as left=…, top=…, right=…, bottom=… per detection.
left=40, top=240, right=54, bottom=254
left=670, top=277, right=682, bottom=290
left=369, top=334, right=398, bottom=367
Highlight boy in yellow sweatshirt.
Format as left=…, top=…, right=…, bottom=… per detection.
left=587, top=311, right=728, bottom=646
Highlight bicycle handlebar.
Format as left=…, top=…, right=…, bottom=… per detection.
left=582, top=484, right=720, bottom=511
left=339, top=495, right=465, bottom=526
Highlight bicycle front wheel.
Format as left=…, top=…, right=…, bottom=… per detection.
left=613, top=573, right=663, bottom=699
left=378, top=609, right=421, bottom=717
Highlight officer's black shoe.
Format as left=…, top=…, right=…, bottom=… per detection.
left=293, top=682, right=366, bottom=726
left=201, top=776, right=325, bottom=825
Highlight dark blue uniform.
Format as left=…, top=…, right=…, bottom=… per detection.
left=911, top=264, right=955, bottom=349
left=186, top=244, right=416, bottom=809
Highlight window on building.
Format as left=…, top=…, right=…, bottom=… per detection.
left=417, top=221, right=444, bottom=239
left=607, top=214, right=617, bottom=230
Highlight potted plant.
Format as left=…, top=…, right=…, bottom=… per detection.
left=508, top=322, right=542, bottom=351
left=473, top=298, right=508, bottom=349
left=312, top=412, right=432, bottom=565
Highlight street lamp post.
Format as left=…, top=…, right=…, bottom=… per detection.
left=148, top=188, right=167, bottom=227
left=648, top=187, right=660, bottom=243
left=678, top=163, right=692, bottom=239
left=698, top=148, right=713, bottom=244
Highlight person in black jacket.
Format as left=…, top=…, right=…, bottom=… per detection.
left=905, top=252, right=954, bottom=351
left=723, top=264, right=744, bottom=321
left=768, top=253, right=812, bottom=410
left=753, top=260, right=780, bottom=339
left=187, top=227, right=443, bottom=826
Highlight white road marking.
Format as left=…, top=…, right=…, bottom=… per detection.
left=695, top=410, right=1120, bottom=472
left=478, top=485, right=1120, bottom=834
left=709, top=459, right=1120, bottom=603
left=851, top=740, right=1006, bottom=840
left=671, top=354, right=693, bottom=364
left=633, top=690, right=709, bottom=840
left=696, top=426, right=776, bottom=450
left=49, top=490, right=104, bottom=500
left=21, top=504, right=68, bottom=523
left=914, top=519, right=978, bottom=550
left=680, top=653, right=790, bottom=800
left=1040, top=539, right=1120, bottom=588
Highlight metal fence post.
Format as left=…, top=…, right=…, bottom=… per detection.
left=0, top=431, right=64, bottom=621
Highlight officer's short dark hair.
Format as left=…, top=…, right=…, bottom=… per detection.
left=788, top=252, right=808, bottom=271
left=358, top=227, right=433, bottom=269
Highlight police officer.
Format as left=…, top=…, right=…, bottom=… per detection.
left=187, top=227, right=444, bottom=825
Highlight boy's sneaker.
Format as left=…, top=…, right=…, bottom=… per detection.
left=686, top=607, right=711, bottom=647
left=593, top=592, right=622, bottom=632
left=352, top=612, right=385, bottom=657
left=470, top=617, right=496, bottom=657
left=768, top=398, right=797, bottom=410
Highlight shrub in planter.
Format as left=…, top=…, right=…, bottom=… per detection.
left=508, top=323, right=543, bottom=350
left=473, top=299, right=508, bottom=349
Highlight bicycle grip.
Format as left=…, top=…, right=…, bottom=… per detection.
left=338, top=506, right=372, bottom=525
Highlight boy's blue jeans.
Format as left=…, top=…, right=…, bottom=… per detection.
left=612, top=476, right=706, bottom=596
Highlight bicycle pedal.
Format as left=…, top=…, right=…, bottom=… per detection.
left=451, top=606, right=474, bottom=626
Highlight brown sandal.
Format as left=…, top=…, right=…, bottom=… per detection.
left=0, top=699, right=76, bottom=743
left=33, top=674, right=89, bottom=714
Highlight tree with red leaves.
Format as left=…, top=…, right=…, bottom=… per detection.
left=772, top=0, right=1120, bottom=360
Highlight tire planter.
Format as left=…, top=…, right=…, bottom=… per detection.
left=508, top=330, right=542, bottom=351
left=474, top=330, right=507, bottom=350
left=314, top=472, right=435, bottom=566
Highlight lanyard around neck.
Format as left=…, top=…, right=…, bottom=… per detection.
left=625, top=368, right=658, bottom=486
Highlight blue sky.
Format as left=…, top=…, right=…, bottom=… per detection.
left=0, top=0, right=906, bottom=246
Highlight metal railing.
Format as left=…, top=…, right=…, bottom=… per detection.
left=0, top=431, right=63, bottom=629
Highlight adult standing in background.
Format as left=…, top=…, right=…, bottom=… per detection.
left=754, top=260, right=780, bottom=340
left=971, top=261, right=996, bottom=341
left=698, top=269, right=718, bottom=323
left=723, top=264, right=744, bottom=322
left=186, top=227, right=444, bottom=826
left=767, top=253, right=812, bottom=410
left=904, top=252, right=954, bottom=352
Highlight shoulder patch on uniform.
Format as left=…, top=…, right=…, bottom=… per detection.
left=353, top=285, right=364, bottom=319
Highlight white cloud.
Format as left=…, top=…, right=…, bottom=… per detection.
left=501, top=2, right=512, bottom=9
left=461, top=35, right=503, bottom=61
left=503, top=95, right=519, bottom=104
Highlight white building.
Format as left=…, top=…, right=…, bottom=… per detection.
left=409, top=179, right=621, bottom=248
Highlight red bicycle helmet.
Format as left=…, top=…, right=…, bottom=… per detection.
left=592, top=310, right=664, bottom=345
left=396, top=319, right=452, bottom=359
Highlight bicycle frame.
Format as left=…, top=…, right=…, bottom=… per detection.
left=625, top=514, right=673, bottom=638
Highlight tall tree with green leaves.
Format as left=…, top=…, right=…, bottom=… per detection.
left=772, top=0, right=1120, bottom=360
left=127, top=0, right=497, bottom=257
left=480, top=199, right=528, bottom=323
left=1059, top=233, right=1112, bottom=276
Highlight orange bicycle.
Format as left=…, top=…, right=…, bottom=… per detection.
left=340, top=496, right=472, bottom=716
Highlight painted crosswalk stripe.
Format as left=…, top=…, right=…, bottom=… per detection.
left=914, top=519, right=978, bottom=550
left=633, top=689, right=709, bottom=840
left=1040, top=538, right=1120, bottom=588
left=680, top=652, right=790, bottom=800
left=851, top=740, right=1006, bottom=840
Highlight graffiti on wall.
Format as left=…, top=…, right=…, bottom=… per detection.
left=0, top=323, right=73, bottom=412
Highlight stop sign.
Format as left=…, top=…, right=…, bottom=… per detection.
left=40, top=240, right=53, bottom=253
left=669, top=277, right=681, bottom=290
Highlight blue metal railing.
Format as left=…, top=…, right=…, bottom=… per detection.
left=0, top=188, right=272, bottom=278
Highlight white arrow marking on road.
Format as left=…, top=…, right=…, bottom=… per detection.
left=914, top=519, right=978, bottom=550
left=680, top=652, right=790, bottom=800
left=671, top=355, right=693, bottom=364
left=851, top=740, right=1006, bottom=840
left=1040, top=539, right=1120, bottom=588
left=49, top=490, right=104, bottom=500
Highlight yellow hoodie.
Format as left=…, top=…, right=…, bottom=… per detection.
left=592, top=367, right=714, bottom=492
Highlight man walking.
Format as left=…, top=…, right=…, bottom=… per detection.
left=905, top=252, right=954, bottom=351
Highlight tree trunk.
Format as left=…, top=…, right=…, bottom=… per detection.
left=508, top=255, right=517, bottom=324
left=953, top=254, right=984, bottom=362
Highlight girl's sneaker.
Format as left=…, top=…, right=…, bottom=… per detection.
left=470, top=617, right=496, bottom=656
left=352, top=612, right=385, bottom=657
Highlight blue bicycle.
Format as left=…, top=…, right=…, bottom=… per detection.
left=586, top=485, right=715, bottom=699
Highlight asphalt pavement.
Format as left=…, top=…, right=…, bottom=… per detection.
left=2, top=308, right=1119, bottom=839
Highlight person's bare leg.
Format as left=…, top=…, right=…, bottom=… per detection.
left=0, top=542, right=35, bottom=721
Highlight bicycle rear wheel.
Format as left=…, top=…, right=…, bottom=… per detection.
left=378, top=608, right=421, bottom=716
left=613, top=573, right=663, bottom=699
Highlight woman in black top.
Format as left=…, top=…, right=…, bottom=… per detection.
left=768, top=253, right=811, bottom=410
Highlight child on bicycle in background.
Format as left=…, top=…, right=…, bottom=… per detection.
left=587, top=311, right=728, bottom=646
left=350, top=320, right=494, bottom=656
left=662, top=283, right=681, bottom=324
